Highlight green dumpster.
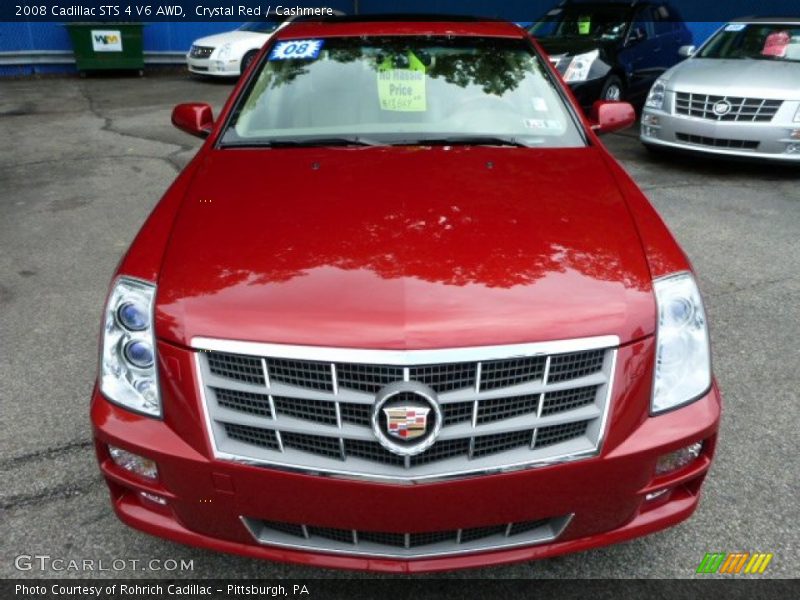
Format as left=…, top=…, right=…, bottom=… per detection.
left=65, top=23, right=144, bottom=74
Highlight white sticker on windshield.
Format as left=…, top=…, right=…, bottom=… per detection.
left=524, top=118, right=561, bottom=130
left=725, top=23, right=746, bottom=32
left=531, top=97, right=548, bottom=111
left=269, top=40, right=324, bottom=61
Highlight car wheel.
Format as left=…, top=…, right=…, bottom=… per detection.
left=240, top=51, right=258, bottom=76
left=600, top=76, right=624, bottom=102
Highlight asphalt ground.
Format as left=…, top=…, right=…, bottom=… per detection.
left=0, top=73, right=798, bottom=580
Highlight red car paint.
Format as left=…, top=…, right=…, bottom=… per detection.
left=92, top=19, right=720, bottom=572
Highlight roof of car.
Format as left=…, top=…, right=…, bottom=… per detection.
left=730, top=16, right=800, bottom=24
left=273, top=15, right=527, bottom=41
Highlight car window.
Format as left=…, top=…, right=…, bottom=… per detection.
left=629, top=8, right=655, bottom=41
left=221, top=36, right=585, bottom=148
left=652, top=5, right=676, bottom=36
left=529, top=4, right=630, bottom=40
left=698, top=23, right=800, bottom=62
left=239, top=20, right=285, bottom=34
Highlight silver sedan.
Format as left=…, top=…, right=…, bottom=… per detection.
left=640, top=17, right=800, bottom=162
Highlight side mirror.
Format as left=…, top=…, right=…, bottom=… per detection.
left=678, top=45, right=696, bottom=58
left=172, top=103, right=214, bottom=138
left=590, top=100, right=636, bottom=134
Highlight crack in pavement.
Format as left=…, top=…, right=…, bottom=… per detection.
left=0, top=439, right=93, bottom=468
left=0, top=154, right=187, bottom=172
left=77, top=81, right=196, bottom=174
left=0, top=477, right=103, bottom=511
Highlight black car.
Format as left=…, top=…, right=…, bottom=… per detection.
left=529, top=0, right=691, bottom=110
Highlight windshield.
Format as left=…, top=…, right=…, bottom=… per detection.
left=529, top=5, right=630, bottom=40
left=699, top=23, right=800, bottom=61
left=221, top=36, right=584, bottom=148
left=238, top=20, right=284, bottom=34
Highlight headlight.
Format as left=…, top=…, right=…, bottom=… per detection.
left=645, top=79, right=667, bottom=110
left=100, top=277, right=161, bottom=417
left=216, top=43, right=232, bottom=61
left=652, top=273, right=711, bottom=414
left=794, top=105, right=800, bottom=122
left=563, top=50, right=598, bottom=82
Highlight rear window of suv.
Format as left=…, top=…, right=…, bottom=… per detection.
left=221, top=36, right=585, bottom=148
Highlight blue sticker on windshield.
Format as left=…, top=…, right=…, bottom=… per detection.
left=724, top=23, right=746, bottom=32
left=269, top=40, right=324, bottom=61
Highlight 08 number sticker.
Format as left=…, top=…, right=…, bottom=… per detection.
left=269, top=40, right=325, bottom=61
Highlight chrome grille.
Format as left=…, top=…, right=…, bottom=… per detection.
left=675, top=133, right=760, bottom=150
left=189, top=45, right=214, bottom=59
left=197, top=337, right=617, bottom=482
left=479, top=356, right=545, bottom=390
left=243, top=514, right=573, bottom=558
left=675, top=92, right=782, bottom=122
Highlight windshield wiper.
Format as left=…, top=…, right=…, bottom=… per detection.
left=400, top=135, right=530, bottom=148
left=220, top=136, right=386, bottom=148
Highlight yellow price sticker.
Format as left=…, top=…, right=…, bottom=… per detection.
left=377, top=52, right=427, bottom=112
left=578, top=16, right=591, bottom=35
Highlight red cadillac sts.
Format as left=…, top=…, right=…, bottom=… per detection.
left=91, top=17, right=721, bottom=572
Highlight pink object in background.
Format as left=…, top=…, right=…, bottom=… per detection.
left=762, top=31, right=790, bottom=57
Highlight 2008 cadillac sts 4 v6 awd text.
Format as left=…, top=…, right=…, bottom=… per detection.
left=91, top=17, right=721, bottom=572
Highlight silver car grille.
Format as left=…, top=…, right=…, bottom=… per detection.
left=675, top=92, right=782, bottom=122
left=195, top=336, right=617, bottom=482
left=241, top=514, right=573, bottom=558
left=675, top=132, right=760, bottom=150
left=189, top=45, right=214, bottom=59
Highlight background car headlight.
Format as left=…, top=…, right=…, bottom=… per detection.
left=216, top=43, right=232, bottom=61
left=652, top=273, right=711, bottom=414
left=100, top=277, right=160, bottom=417
left=645, top=79, right=667, bottom=110
left=563, top=50, right=598, bottom=82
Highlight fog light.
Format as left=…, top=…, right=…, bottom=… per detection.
left=786, top=143, right=800, bottom=154
left=642, top=114, right=660, bottom=126
left=655, top=442, right=703, bottom=476
left=140, top=491, right=167, bottom=505
left=108, top=445, right=158, bottom=480
left=645, top=488, right=671, bottom=502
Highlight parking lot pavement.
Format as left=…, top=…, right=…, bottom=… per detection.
left=1, top=74, right=797, bottom=579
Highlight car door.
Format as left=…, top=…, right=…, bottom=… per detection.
left=652, top=4, right=685, bottom=69
left=619, top=5, right=661, bottom=102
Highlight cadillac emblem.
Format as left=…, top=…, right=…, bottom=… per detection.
left=384, top=406, right=430, bottom=441
left=371, top=381, right=442, bottom=456
left=712, top=99, right=732, bottom=116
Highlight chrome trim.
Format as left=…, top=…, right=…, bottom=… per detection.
left=239, top=514, right=574, bottom=560
left=193, top=336, right=619, bottom=484
left=192, top=336, right=618, bottom=365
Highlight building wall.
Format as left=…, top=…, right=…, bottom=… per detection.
left=0, top=0, right=796, bottom=75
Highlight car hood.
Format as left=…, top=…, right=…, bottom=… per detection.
left=192, top=30, right=269, bottom=48
left=156, top=146, right=655, bottom=350
left=665, top=58, right=800, bottom=99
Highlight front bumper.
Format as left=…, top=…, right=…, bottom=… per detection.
left=186, top=55, right=240, bottom=77
left=91, top=340, right=721, bottom=573
left=641, top=97, right=800, bottom=162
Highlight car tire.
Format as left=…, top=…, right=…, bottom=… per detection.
left=240, top=50, right=258, bottom=76
left=600, top=76, right=625, bottom=102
